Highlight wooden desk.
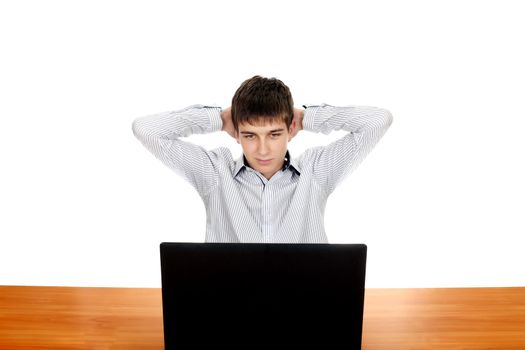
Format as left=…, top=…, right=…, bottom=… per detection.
left=1, top=286, right=524, bottom=349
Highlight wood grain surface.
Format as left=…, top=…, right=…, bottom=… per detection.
left=1, top=286, right=524, bottom=349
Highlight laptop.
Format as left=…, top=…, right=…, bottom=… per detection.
left=160, top=242, right=367, bottom=349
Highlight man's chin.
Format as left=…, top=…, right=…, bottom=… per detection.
left=254, top=165, right=278, bottom=178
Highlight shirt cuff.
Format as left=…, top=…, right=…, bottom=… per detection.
left=202, top=105, right=223, bottom=132
left=302, top=104, right=326, bottom=132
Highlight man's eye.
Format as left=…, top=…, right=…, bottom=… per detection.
left=244, top=135, right=254, bottom=139
left=271, top=133, right=281, bottom=138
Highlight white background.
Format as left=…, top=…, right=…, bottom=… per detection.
left=1, top=0, right=524, bottom=288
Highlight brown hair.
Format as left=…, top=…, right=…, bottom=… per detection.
left=231, top=75, right=294, bottom=131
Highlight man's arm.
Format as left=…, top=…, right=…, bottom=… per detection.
left=300, top=103, right=393, bottom=194
left=132, top=104, right=224, bottom=198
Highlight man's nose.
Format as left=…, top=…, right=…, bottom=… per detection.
left=258, top=139, right=269, bottom=155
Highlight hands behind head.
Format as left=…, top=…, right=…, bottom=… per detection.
left=289, top=108, right=304, bottom=141
left=221, top=107, right=237, bottom=139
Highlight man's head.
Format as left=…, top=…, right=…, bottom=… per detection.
left=231, top=76, right=295, bottom=180
left=231, top=75, right=294, bottom=132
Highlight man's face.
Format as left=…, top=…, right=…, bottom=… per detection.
left=236, top=119, right=292, bottom=180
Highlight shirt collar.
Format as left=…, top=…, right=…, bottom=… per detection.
left=283, top=151, right=301, bottom=175
left=233, top=151, right=301, bottom=178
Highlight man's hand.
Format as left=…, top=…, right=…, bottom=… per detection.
left=221, top=107, right=237, bottom=139
left=289, top=108, right=304, bottom=140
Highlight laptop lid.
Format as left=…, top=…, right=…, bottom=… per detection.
left=160, top=242, right=367, bottom=350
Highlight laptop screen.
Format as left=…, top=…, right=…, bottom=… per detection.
left=160, top=242, right=367, bottom=349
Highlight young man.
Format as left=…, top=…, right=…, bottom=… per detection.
left=132, top=76, right=392, bottom=243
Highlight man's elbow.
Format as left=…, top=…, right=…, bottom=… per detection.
left=132, top=118, right=148, bottom=142
left=381, top=108, right=394, bottom=129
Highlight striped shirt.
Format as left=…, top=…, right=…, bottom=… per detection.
left=132, top=104, right=392, bottom=243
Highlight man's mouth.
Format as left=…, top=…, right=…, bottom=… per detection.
left=256, top=159, right=272, bottom=165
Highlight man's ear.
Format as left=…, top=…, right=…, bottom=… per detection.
left=288, top=120, right=297, bottom=141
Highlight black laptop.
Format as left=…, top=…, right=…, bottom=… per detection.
left=160, top=242, right=367, bottom=349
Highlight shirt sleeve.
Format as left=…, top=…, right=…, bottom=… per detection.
left=302, top=103, right=393, bottom=195
left=131, top=104, right=223, bottom=198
